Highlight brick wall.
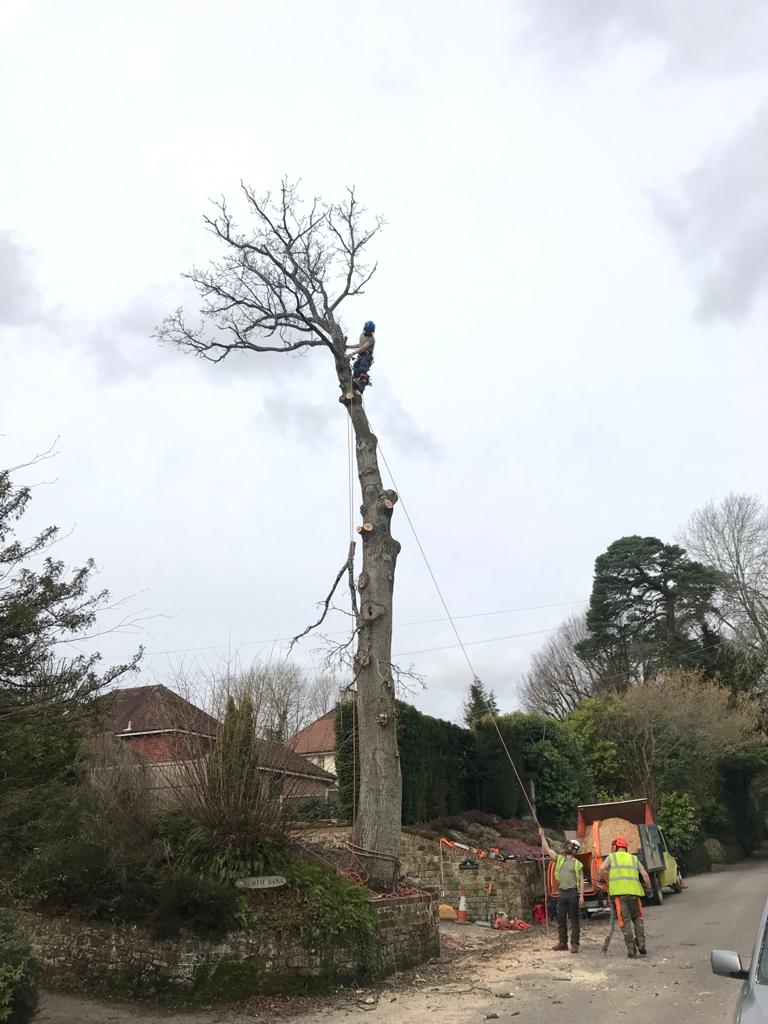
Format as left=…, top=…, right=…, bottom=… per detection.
left=124, top=734, right=179, bottom=763
left=18, top=895, right=437, bottom=1000
left=304, top=827, right=543, bottom=921
left=281, top=775, right=333, bottom=799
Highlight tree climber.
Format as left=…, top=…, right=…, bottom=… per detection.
left=346, top=320, right=376, bottom=394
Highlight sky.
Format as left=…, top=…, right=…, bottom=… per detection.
left=3, top=0, right=768, bottom=724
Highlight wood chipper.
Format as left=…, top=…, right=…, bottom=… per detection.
left=547, top=798, right=682, bottom=911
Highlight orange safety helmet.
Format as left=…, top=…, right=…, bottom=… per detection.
left=614, top=836, right=629, bottom=850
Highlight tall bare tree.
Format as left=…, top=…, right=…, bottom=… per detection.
left=681, top=493, right=768, bottom=661
left=521, top=613, right=601, bottom=718
left=157, top=181, right=401, bottom=884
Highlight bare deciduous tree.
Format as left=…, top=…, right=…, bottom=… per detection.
left=520, top=613, right=601, bottom=718
left=680, top=493, right=768, bottom=660
left=157, top=181, right=401, bottom=884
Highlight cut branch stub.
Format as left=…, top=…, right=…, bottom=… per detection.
left=357, top=522, right=374, bottom=535
left=361, top=601, right=386, bottom=622
left=381, top=489, right=398, bottom=507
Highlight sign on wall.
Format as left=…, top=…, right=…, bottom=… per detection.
left=234, top=875, right=288, bottom=890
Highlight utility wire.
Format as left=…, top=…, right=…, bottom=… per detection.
left=136, top=602, right=583, bottom=660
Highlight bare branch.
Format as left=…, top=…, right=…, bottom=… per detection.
left=156, top=180, right=383, bottom=368
left=289, top=542, right=356, bottom=652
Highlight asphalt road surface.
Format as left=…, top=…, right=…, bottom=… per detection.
left=39, top=854, right=768, bottom=1024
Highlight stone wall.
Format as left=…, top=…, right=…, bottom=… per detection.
left=373, top=894, right=438, bottom=973
left=305, top=827, right=543, bottom=921
left=18, top=895, right=437, bottom=1001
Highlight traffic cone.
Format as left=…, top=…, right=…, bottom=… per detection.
left=457, top=891, right=468, bottom=924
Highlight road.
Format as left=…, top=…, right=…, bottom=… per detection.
left=39, top=855, right=767, bottom=1024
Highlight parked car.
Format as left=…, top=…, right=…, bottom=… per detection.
left=711, top=896, right=768, bottom=1023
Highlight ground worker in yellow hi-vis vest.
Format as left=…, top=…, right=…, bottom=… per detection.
left=540, top=829, right=585, bottom=953
left=598, top=836, right=652, bottom=958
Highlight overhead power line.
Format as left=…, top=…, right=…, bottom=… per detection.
left=138, top=598, right=584, bottom=660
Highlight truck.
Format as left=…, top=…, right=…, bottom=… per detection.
left=547, top=798, right=682, bottom=911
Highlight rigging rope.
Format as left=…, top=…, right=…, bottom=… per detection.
left=374, top=425, right=551, bottom=920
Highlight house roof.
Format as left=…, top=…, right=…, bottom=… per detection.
left=97, top=684, right=219, bottom=738
left=256, top=738, right=336, bottom=782
left=290, top=710, right=337, bottom=755
left=98, top=685, right=336, bottom=782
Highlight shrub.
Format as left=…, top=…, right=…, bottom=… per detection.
left=465, top=823, right=499, bottom=846
left=23, top=836, right=155, bottom=923
left=657, top=792, right=700, bottom=855
left=156, top=810, right=282, bottom=882
left=24, top=838, right=126, bottom=919
left=149, top=872, right=239, bottom=942
left=284, top=860, right=375, bottom=962
left=685, top=841, right=712, bottom=875
left=0, top=914, right=39, bottom=1024
left=703, top=837, right=744, bottom=865
left=284, top=796, right=338, bottom=822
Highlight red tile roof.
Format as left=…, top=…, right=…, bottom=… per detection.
left=290, top=710, right=337, bottom=755
left=98, top=685, right=336, bottom=782
left=97, top=684, right=219, bottom=738
left=256, top=738, right=336, bottom=782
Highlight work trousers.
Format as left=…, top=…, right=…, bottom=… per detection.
left=557, top=889, right=580, bottom=946
left=353, top=352, right=373, bottom=377
left=613, top=894, right=646, bottom=952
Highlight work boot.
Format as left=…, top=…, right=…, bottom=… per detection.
left=551, top=943, right=568, bottom=951
left=570, top=944, right=580, bottom=953
left=638, top=947, right=648, bottom=956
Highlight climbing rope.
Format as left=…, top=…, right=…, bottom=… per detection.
left=347, top=411, right=355, bottom=544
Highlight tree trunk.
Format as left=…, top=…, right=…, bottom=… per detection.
left=334, top=340, right=402, bottom=888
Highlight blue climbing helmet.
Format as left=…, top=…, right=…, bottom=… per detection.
left=363, top=320, right=376, bottom=334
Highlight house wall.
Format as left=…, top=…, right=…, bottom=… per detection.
left=304, top=752, right=337, bottom=775
left=121, top=734, right=214, bottom=763
left=281, top=774, right=334, bottom=800
left=119, top=736, right=332, bottom=806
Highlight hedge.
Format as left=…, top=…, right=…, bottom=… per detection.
left=336, top=701, right=474, bottom=824
left=336, top=702, right=593, bottom=826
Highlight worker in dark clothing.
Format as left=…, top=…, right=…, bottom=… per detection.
left=346, top=320, right=375, bottom=393
left=598, top=836, right=652, bottom=958
left=540, top=829, right=585, bottom=953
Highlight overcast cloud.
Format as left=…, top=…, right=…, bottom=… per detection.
left=2, top=1, right=767, bottom=723
left=522, top=0, right=768, bottom=74
left=651, top=104, right=768, bottom=323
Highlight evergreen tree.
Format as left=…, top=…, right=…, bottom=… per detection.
left=576, top=535, right=725, bottom=688
left=463, top=678, right=500, bottom=728
left=0, top=467, right=139, bottom=725
left=0, top=464, right=139, bottom=861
